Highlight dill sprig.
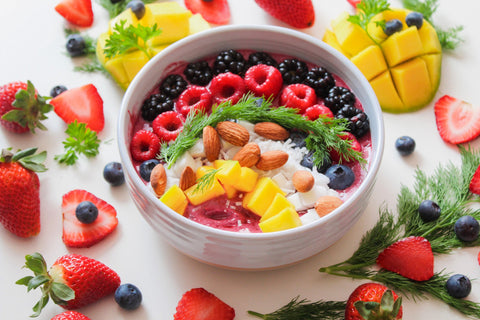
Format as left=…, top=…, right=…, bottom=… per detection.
left=96, top=0, right=157, bottom=18
left=319, top=145, right=480, bottom=317
left=348, top=0, right=391, bottom=33
left=193, top=168, right=220, bottom=194
left=247, top=296, right=346, bottom=320
left=159, top=95, right=364, bottom=169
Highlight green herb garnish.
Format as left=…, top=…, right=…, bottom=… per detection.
left=97, top=0, right=157, bottom=19
left=348, top=0, right=391, bottom=33
left=54, top=121, right=101, bottom=165
left=193, top=168, right=221, bottom=194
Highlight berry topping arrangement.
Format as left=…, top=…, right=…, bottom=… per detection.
left=2, top=0, right=480, bottom=319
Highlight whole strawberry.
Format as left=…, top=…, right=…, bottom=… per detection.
left=0, top=148, right=46, bottom=237
left=0, top=81, right=52, bottom=133
left=17, top=252, right=121, bottom=317
left=254, top=0, right=315, bottom=29
left=51, top=311, right=91, bottom=320
left=345, top=283, right=403, bottom=320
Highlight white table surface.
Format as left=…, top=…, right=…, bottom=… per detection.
left=1, top=0, right=480, bottom=319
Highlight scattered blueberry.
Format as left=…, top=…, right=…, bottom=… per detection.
left=418, top=200, right=441, bottom=222
left=75, top=201, right=98, bottom=224
left=103, top=162, right=125, bottom=186
left=66, top=34, right=86, bottom=57
left=115, top=283, right=143, bottom=310
left=395, top=136, right=416, bottom=156
left=325, top=164, right=355, bottom=190
left=454, top=215, right=480, bottom=242
left=446, top=274, right=471, bottom=298
left=50, top=85, right=68, bottom=98
left=405, top=12, right=424, bottom=29
left=139, top=159, right=160, bottom=182
left=384, top=19, right=403, bottom=36
left=126, top=0, right=146, bottom=19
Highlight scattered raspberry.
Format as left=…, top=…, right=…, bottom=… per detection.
left=304, top=104, right=334, bottom=121
left=152, top=111, right=185, bottom=142
left=130, top=129, right=161, bottom=162
left=279, top=83, right=316, bottom=114
left=244, top=64, right=283, bottom=99
left=210, top=72, right=246, bottom=105
left=176, top=85, right=213, bottom=117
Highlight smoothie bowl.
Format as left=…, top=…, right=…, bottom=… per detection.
left=118, top=25, right=384, bottom=270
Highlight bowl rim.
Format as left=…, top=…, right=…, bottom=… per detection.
left=118, top=24, right=385, bottom=240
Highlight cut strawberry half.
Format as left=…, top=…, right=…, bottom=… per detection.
left=55, top=0, right=94, bottom=27
left=174, top=287, right=235, bottom=320
left=50, top=84, right=104, bottom=133
left=184, top=0, right=230, bottom=25
left=347, top=0, right=361, bottom=9
left=62, top=189, right=118, bottom=248
left=470, top=164, right=480, bottom=195
left=376, top=236, right=434, bottom=281
left=434, top=95, right=480, bottom=144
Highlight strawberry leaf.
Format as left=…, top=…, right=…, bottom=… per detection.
left=32, top=295, right=49, bottom=318
left=27, top=275, right=50, bottom=291
left=51, top=282, right=75, bottom=302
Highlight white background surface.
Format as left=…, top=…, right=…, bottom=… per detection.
left=1, top=0, right=480, bottom=319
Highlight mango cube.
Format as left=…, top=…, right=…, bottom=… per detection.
left=370, top=71, right=404, bottom=112
left=145, top=2, right=192, bottom=46
left=258, top=207, right=302, bottom=233
left=234, top=167, right=258, bottom=193
left=184, top=178, right=225, bottom=205
left=351, top=45, right=388, bottom=81
left=260, top=193, right=295, bottom=222
left=331, top=16, right=375, bottom=57
left=381, top=26, right=423, bottom=67
left=196, top=166, right=215, bottom=180
left=160, top=184, right=188, bottom=215
left=121, top=50, right=150, bottom=81
left=215, top=160, right=241, bottom=187
left=243, top=177, right=285, bottom=217
left=189, top=13, right=211, bottom=34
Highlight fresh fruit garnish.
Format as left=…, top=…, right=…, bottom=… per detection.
left=347, top=0, right=361, bottom=9
left=0, top=80, right=52, bottom=133
left=51, top=311, right=91, bottom=320
left=469, top=164, right=480, bottom=195
left=184, top=0, right=230, bottom=25
left=173, top=287, right=235, bottom=320
left=55, top=0, right=94, bottom=27
left=253, top=0, right=315, bottom=29
left=395, top=135, right=416, bottom=156
left=329, top=132, right=362, bottom=163
left=114, top=283, right=143, bottom=310
left=126, top=0, right=146, bottom=19
left=345, top=283, right=402, bottom=320
left=417, top=199, right=441, bottom=222
left=280, top=83, right=317, bottom=113
left=209, top=72, right=246, bottom=105
left=54, top=121, right=101, bottom=165
left=454, top=215, right=479, bottom=242
left=176, top=85, right=213, bottom=117
left=446, top=274, right=472, bottom=299
left=244, top=64, right=283, bottom=99
left=103, top=161, right=125, bottom=186
left=325, top=164, right=355, bottom=190
left=130, top=129, right=161, bottom=162
left=139, top=159, right=160, bottom=182
left=65, top=34, right=87, bottom=57
left=50, top=85, right=68, bottom=98
left=17, top=252, right=120, bottom=316
left=61, top=189, right=118, bottom=248
left=213, top=49, right=247, bottom=76
left=152, top=110, right=185, bottom=142
left=50, top=83, right=105, bottom=133
left=278, top=58, right=308, bottom=84
left=434, top=95, right=480, bottom=144
left=0, top=148, right=46, bottom=238
left=304, top=104, right=334, bottom=121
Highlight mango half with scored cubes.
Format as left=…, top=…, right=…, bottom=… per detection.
left=323, top=9, right=442, bottom=113
left=96, top=2, right=210, bottom=90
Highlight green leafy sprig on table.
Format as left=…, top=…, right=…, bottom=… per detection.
left=96, top=0, right=157, bottom=18
left=54, top=121, right=101, bottom=165
left=159, top=95, right=364, bottom=169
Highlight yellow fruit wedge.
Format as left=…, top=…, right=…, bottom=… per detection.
left=160, top=185, right=188, bottom=215
left=259, top=207, right=302, bottom=233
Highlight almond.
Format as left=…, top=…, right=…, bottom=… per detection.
left=314, top=195, right=343, bottom=217
left=254, top=122, right=290, bottom=141
left=233, top=142, right=261, bottom=167
left=216, top=121, right=250, bottom=146
left=292, top=170, right=315, bottom=192
left=202, top=125, right=221, bottom=162
left=150, top=163, right=167, bottom=197
left=255, top=150, right=289, bottom=171
left=179, top=166, right=196, bottom=191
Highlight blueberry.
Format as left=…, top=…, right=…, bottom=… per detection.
left=126, top=0, right=146, bottom=19
left=110, top=0, right=123, bottom=3
left=103, top=162, right=125, bottom=186
left=454, top=215, right=480, bottom=242
left=50, top=85, right=68, bottom=98
left=446, top=274, right=471, bottom=298
left=384, top=19, right=403, bottom=36
left=115, top=283, right=142, bottom=310
left=288, top=131, right=308, bottom=148
left=139, top=159, right=159, bottom=182
left=66, top=34, right=86, bottom=57
left=405, top=12, right=424, bottom=29
left=418, top=200, right=441, bottom=222
left=395, top=136, right=416, bottom=156
left=325, top=164, right=355, bottom=190
left=300, top=152, right=314, bottom=170
left=75, top=201, right=98, bottom=224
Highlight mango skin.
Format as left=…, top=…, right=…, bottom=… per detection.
left=323, top=8, right=442, bottom=113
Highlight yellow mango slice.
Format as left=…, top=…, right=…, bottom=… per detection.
left=322, top=29, right=349, bottom=57
left=351, top=45, right=388, bottom=80
left=160, top=185, right=188, bottom=215
left=121, top=50, right=150, bottom=81
left=196, top=166, right=215, bottom=180
left=145, top=2, right=193, bottom=46
left=185, top=178, right=225, bottom=205
left=259, top=207, right=302, bottom=233
left=381, top=26, right=423, bottom=67
left=234, top=167, right=258, bottom=193
left=370, top=71, right=404, bottom=112
left=243, top=177, right=285, bottom=217
left=331, top=14, right=375, bottom=56
left=189, top=13, right=211, bottom=34
left=260, top=193, right=295, bottom=223
left=104, top=57, right=130, bottom=90
left=418, top=22, right=442, bottom=54
left=421, top=53, right=442, bottom=92
left=215, top=160, right=241, bottom=187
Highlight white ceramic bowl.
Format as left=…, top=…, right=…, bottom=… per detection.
left=118, top=25, right=384, bottom=270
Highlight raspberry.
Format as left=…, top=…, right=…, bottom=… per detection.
left=176, top=85, right=213, bottom=117
left=209, top=72, right=246, bottom=105
left=279, top=83, right=317, bottom=114
left=304, top=104, right=334, bottom=121
left=244, top=64, right=283, bottom=99
left=130, top=129, right=161, bottom=162
left=329, top=132, right=362, bottom=163
left=152, top=110, right=185, bottom=142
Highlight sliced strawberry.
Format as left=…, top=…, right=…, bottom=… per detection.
left=376, top=236, right=434, bottom=281
left=469, top=164, right=480, bottom=194
left=434, top=95, right=480, bottom=144
left=347, top=0, right=361, bottom=9
left=174, top=288, right=235, bottom=320
left=51, top=84, right=104, bottom=133
left=184, top=0, right=230, bottom=25
left=62, top=189, right=118, bottom=248
left=55, top=0, right=94, bottom=27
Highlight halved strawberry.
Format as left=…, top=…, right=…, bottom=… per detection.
left=50, top=84, right=104, bottom=133
left=184, top=0, right=230, bottom=25
left=469, top=164, right=480, bottom=194
left=376, top=236, right=434, bottom=281
left=174, top=288, right=235, bottom=320
left=434, top=95, right=480, bottom=144
left=347, top=0, right=361, bottom=9
left=62, top=189, right=118, bottom=248
left=55, top=0, right=94, bottom=27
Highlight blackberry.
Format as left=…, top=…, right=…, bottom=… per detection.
left=159, top=74, right=188, bottom=99
left=183, top=60, right=213, bottom=86
left=141, top=93, right=174, bottom=121
left=278, top=58, right=308, bottom=84
left=335, top=105, right=370, bottom=138
left=324, top=86, right=356, bottom=114
left=213, top=49, right=247, bottom=76
left=303, top=67, right=335, bottom=98
left=247, top=51, right=278, bottom=68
